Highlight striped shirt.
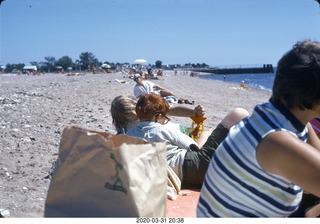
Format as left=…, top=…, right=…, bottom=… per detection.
left=197, top=100, right=306, bottom=217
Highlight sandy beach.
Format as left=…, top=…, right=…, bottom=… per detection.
left=0, top=71, right=271, bottom=217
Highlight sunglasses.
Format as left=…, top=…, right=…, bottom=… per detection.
left=156, top=112, right=170, bottom=124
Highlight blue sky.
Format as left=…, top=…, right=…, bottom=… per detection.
left=0, top=0, right=319, bottom=67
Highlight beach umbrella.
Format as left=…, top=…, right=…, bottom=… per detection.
left=101, top=63, right=111, bottom=68
left=133, top=59, right=147, bottom=64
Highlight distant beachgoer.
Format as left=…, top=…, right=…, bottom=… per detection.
left=197, top=40, right=320, bottom=217
left=92, top=65, right=96, bottom=74
left=133, top=74, right=175, bottom=98
left=146, top=68, right=158, bottom=79
left=129, top=67, right=136, bottom=74
left=126, top=93, right=249, bottom=188
left=157, top=70, right=163, bottom=76
left=240, top=80, right=248, bottom=90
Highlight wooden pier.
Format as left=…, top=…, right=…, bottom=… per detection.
left=193, top=64, right=274, bottom=75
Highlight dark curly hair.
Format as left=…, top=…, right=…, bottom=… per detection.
left=271, top=40, right=320, bottom=110
left=135, top=93, right=169, bottom=121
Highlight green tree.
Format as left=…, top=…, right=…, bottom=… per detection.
left=5, top=63, right=25, bottom=73
left=155, top=60, right=162, bottom=68
left=79, top=52, right=99, bottom=71
left=44, top=56, right=56, bottom=72
left=56, top=56, right=73, bottom=70
left=30, top=61, right=39, bottom=67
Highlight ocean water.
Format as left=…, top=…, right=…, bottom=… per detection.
left=199, top=72, right=275, bottom=92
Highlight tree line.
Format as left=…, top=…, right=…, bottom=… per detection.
left=4, top=52, right=111, bottom=73
left=2, top=51, right=209, bottom=73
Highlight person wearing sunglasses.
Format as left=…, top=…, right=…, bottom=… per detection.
left=127, top=93, right=248, bottom=188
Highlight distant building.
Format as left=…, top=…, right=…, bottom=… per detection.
left=23, top=65, right=37, bottom=71
left=23, top=65, right=37, bottom=74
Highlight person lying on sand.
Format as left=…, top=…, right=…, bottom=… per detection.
left=133, top=74, right=175, bottom=98
left=132, top=73, right=195, bottom=104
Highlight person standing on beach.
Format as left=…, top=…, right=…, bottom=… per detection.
left=133, top=74, right=175, bottom=98
left=126, top=93, right=249, bottom=188
left=197, top=40, right=320, bottom=217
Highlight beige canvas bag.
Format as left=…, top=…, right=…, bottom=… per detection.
left=44, top=126, right=167, bottom=217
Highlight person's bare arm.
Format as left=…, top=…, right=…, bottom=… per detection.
left=168, top=105, right=205, bottom=117
left=153, top=84, right=164, bottom=91
left=257, top=131, right=320, bottom=197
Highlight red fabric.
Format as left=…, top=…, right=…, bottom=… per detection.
left=311, top=118, right=320, bottom=135
left=166, top=189, right=200, bottom=217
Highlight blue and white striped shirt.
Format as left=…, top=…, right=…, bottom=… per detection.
left=197, top=100, right=306, bottom=217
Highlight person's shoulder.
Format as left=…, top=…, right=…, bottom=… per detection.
left=158, top=123, right=179, bottom=134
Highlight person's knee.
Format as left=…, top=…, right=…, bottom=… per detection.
left=221, top=107, right=249, bottom=129
left=160, top=90, right=175, bottom=97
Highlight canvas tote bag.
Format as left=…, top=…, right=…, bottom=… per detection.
left=44, top=126, right=167, bottom=217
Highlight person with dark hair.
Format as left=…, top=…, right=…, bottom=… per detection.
left=127, top=93, right=248, bottom=188
left=197, top=40, right=320, bottom=217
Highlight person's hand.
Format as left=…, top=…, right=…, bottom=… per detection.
left=194, top=105, right=205, bottom=117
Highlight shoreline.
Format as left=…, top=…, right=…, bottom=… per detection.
left=0, top=71, right=271, bottom=217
